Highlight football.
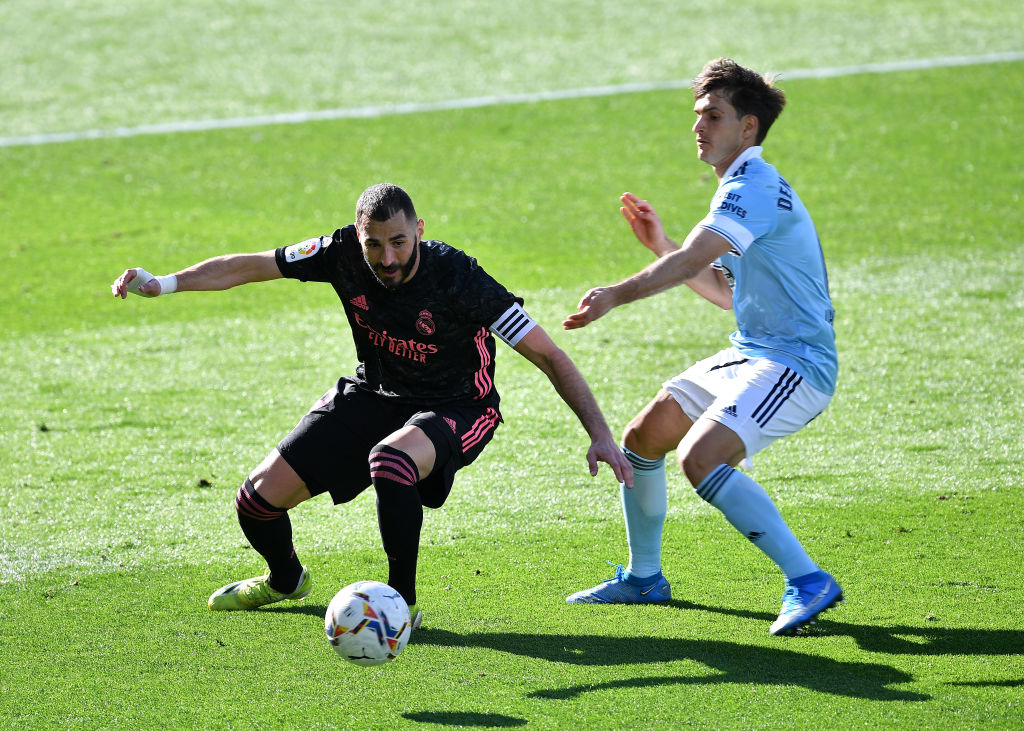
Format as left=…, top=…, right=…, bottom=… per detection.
left=325, top=580, right=412, bottom=666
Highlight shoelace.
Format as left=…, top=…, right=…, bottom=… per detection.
left=780, top=585, right=802, bottom=612
left=605, top=560, right=625, bottom=578
left=242, top=577, right=281, bottom=603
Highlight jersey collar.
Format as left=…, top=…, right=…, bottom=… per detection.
left=720, top=145, right=763, bottom=185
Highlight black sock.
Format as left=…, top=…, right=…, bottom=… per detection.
left=370, top=444, right=423, bottom=606
left=235, top=479, right=303, bottom=593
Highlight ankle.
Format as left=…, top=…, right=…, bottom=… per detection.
left=623, top=569, right=663, bottom=586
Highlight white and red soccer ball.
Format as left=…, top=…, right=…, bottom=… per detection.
left=325, top=580, right=412, bottom=666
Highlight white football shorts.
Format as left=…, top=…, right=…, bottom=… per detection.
left=662, top=346, right=831, bottom=460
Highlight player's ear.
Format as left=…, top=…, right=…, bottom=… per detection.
left=416, top=218, right=425, bottom=239
left=743, top=114, right=759, bottom=142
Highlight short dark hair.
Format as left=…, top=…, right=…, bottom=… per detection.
left=693, top=58, right=786, bottom=144
left=355, top=183, right=417, bottom=228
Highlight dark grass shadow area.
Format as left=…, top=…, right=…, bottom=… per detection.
left=667, top=597, right=1024, bottom=656
left=413, top=628, right=927, bottom=701
left=272, top=598, right=1022, bottom=660
left=401, top=711, right=527, bottom=727
left=267, top=599, right=1022, bottom=701
left=947, top=679, right=1024, bottom=688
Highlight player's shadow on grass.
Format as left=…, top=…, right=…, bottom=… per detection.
left=271, top=601, right=1021, bottom=697
left=413, top=628, right=928, bottom=702
left=668, top=597, right=1024, bottom=657
left=400, top=711, right=526, bottom=727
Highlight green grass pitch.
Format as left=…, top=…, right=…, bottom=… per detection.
left=1, top=1, right=1023, bottom=728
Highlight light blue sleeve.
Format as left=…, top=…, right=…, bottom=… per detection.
left=697, top=175, right=777, bottom=255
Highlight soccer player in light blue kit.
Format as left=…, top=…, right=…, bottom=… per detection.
left=563, top=58, right=842, bottom=635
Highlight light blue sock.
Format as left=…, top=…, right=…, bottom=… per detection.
left=695, top=464, right=818, bottom=582
left=620, top=446, right=667, bottom=580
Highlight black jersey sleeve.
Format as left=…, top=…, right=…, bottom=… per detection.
left=434, top=246, right=524, bottom=329
left=275, top=229, right=345, bottom=282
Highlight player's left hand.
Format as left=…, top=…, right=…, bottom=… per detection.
left=620, top=192, right=671, bottom=256
left=562, top=286, right=617, bottom=330
left=587, top=434, right=634, bottom=489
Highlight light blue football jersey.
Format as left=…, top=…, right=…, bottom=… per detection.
left=696, top=146, right=837, bottom=395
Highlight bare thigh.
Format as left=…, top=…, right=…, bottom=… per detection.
left=624, top=390, right=746, bottom=486
left=622, top=390, right=695, bottom=460
left=249, top=449, right=312, bottom=509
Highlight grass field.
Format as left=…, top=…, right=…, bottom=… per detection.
left=2, top=2, right=1023, bottom=729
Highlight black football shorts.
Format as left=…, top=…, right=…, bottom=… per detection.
left=277, top=377, right=502, bottom=508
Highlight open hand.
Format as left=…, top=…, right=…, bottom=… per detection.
left=620, top=192, right=672, bottom=256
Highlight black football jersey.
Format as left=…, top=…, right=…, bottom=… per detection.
left=275, top=225, right=526, bottom=407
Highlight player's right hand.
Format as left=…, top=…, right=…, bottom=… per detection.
left=111, top=268, right=160, bottom=298
left=562, top=286, right=617, bottom=330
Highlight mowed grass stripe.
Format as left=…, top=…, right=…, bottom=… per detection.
left=2, top=51, right=1022, bottom=148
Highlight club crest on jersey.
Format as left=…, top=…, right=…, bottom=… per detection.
left=415, top=310, right=436, bottom=336
left=284, top=237, right=322, bottom=261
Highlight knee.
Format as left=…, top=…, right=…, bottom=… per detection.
left=677, top=446, right=718, bottom=489
left=622, top=419, right=663, bottom=461
left=235, top=478, right=285, bottom=520
left=622, top=393, right=688, bottom=460
left=369, top=443, right=420, bottom=486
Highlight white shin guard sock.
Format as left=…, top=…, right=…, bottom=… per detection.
left=621, top=447, right=667, bottom=579
left=696, top=464, right=818, bottom=581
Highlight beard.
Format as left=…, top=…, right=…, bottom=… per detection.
left=366, top=239, right=419, bottom=290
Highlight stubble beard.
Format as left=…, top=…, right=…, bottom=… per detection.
left=366, top=240, right=419, bottom=290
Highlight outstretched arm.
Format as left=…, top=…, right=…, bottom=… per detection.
left=513, top=325, right=633, bottom=489
left=111, top=250, right=281, bottom=298
left=563, top=218, right=734, bottom=330
left=621, top=192, right=733, bottom=309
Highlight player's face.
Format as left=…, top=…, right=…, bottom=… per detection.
left=692, top=92, right=757, bottom=176
left=357, top=211, right=424, bottom=289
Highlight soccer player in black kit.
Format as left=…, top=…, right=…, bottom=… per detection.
left=111, top=183, right=631, bottom=626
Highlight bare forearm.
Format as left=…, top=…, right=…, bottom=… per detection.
left=515, top=325, right=631, bottom=485
left=174, top=252, right=280, bottom=291
left=611, top=223, right=739, bottom=311
left=611, top=246, right=704, bottom=308
left=643, top=235, right=738, bottom=307
left=651, top=229, right=732, bottom=309
left=542, top=348, right=614, bottom=440
left=684, top=266, right=734, bottom=310
left=648, top=235, right=681, bottom=258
